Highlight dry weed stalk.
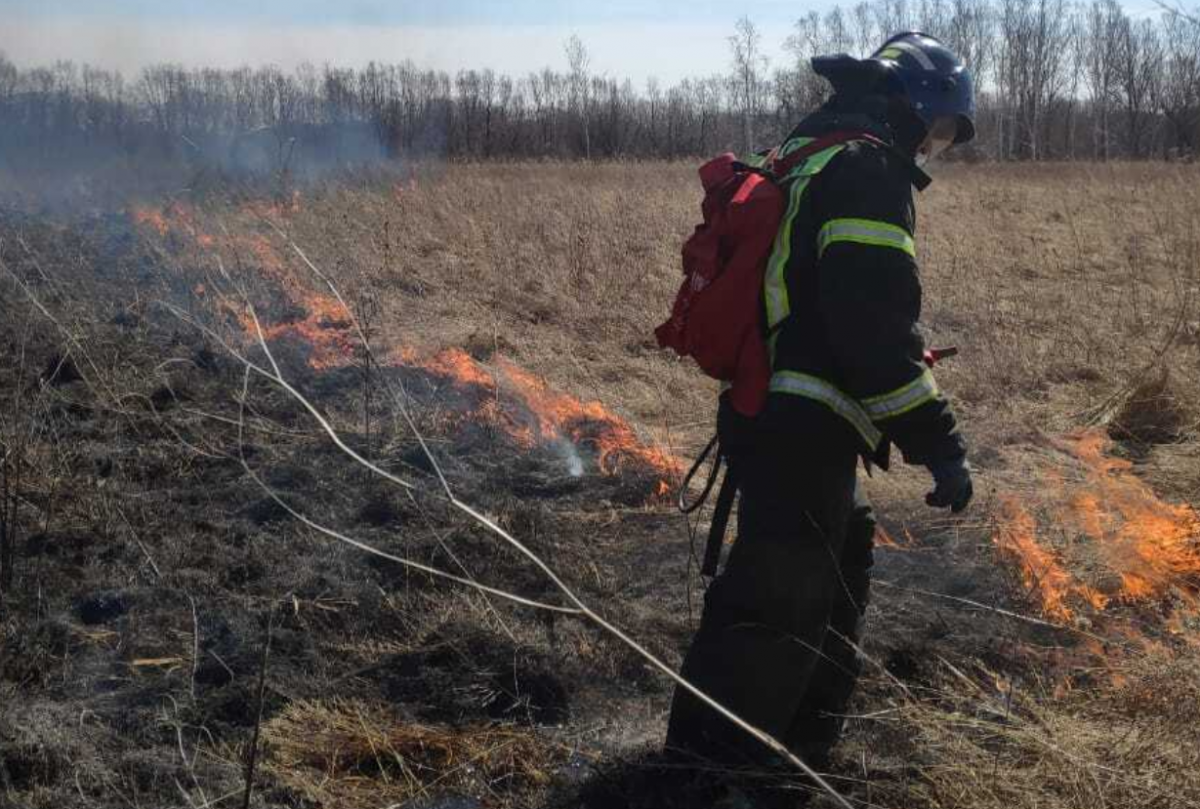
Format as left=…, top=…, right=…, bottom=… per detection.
left=5, top=163, right=1198, bottom=809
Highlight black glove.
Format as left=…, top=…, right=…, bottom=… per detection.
left=925, top=457, right=973, bottom=513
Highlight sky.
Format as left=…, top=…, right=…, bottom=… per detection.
left=0, top=0, right=1169, bottom=85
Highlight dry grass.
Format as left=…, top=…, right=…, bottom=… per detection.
left=258, top=162, right=1200, bottom=460
left=262, top=161, right=1200, bottom=808
left=2, top=160, right=1199, bottom=809
left=262, top=699, right=572, bottom=808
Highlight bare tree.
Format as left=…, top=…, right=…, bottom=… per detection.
left=565, top=34, right=592, bottom=159
left=730, top=16, right=768, bottom=153
left=2, top=0, right=1199, bottom=169
left=1061, top=8, right=1087, bottom=157
left=1085, top=0, right=1123, bottom=159
left=998, top=0, right=1070, bottom=159
left=1114, top=16, right=1164, bottom=157
left=1156, top=13, right=1200, bottom=154
left=851, top=2, right=881, bottom=54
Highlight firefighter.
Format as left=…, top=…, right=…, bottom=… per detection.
left=665, top=32, right=976, bottom=797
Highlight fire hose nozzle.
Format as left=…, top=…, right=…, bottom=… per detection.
left=923, top=346, right=959, bottom=367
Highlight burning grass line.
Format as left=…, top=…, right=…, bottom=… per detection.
left=171, top=222, right=854, bottom=807
left=212, top=290, right=543, bottom=635
left=162, top=293, right=551, bottom=619
left=223, top=283, right=858, bottom=809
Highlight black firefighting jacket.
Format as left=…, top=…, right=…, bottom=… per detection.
left=761, top=108, right=967, bottom=468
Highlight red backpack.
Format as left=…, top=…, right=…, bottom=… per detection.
left=655, top=131, right=879, bottom=417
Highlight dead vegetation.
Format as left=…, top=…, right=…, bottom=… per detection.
left=0, top=160, right=1198, bottom=809
left=262, top=699, right=573, bottom=808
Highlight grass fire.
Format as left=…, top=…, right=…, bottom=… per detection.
left=3, top=6, right=1200, bottom=809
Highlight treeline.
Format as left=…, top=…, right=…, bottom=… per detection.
left=1, top=0, right=1198, bottom=174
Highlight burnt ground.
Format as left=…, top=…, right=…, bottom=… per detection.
left=0, top=203, right=1191, bottom=809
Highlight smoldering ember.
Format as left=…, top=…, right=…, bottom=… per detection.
left=2, top=5, right=1200, bottom=809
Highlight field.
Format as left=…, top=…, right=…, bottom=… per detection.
left=1, top=160, right=1199, bottom=809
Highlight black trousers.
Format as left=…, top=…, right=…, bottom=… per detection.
left=666, top=396, right=875, bottom=769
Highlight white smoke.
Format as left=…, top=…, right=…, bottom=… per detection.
left=558, top=440, right=585, bottom=478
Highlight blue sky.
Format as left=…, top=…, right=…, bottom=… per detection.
left=0, top=0, right=1169, bottom=83
left=1, top=0, right=799, bottom=26
left=0, top=1, right=798, bottom=82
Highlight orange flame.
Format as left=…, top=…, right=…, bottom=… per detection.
left=130, top=198, right=681, bottom=497
left=132, top=206, right=171, bottom=236
left=994, top=496, right=1108, bottom=622
left=993, top=430, right=1200, bottom=622
left=408, top=350, right=682, bottom=488
left=875, top=527, right=902, bottom=549
left=1058, top=432, right=1200, bottom=608
left=240, top=190, right=303, bottom=221
left=494, top=357, right=680, bottom=477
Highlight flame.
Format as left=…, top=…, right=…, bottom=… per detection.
left=993, top=430, right=1200, bottom=622
left=1061, top=434, right=1200, bottom=604
left=409, top=350, right=682, bottom=488
left=392, top=173, right=420, bottom=199
left=236, top=295, right=357, bottom=371
left=420, top=347, right=498, bottom=390
left=493, top=357, right=680, bottom=476
left=875, top=527, right=902, bottom=549
left=876, top=526, right=919, bottom=550
left=994, top=496, right=1109, bottom=622
left=995, top=497, right=1073, bottom=622
left=130, top=198, right=681, bottom=497
left=241, top=190, right=303, bottom=221
left=132, top=206, right=171, bottom=236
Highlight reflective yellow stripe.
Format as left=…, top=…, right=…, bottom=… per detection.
left=763, top=144, right=850, bottom=331
left=862, top=368, right=939, bottom=421
left=777, top=136, right=816, bottom=159
left=764, top=177, right=812, bottom=330
left=769, top=371, right=883, bottom=450
left=817, top=218, right=915, bottom=258
left=778, top=143, right=846, bottom=182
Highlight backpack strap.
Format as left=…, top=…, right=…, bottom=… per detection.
left=676, top=431, right=741, bottom=579
left=770, top=130, right=888, bottom=179
left=774, top=130, right=934, bottom=191
left=701, top=463, right=738, bottom=577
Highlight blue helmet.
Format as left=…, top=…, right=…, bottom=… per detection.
left=870, top=32, right=976, bottom=145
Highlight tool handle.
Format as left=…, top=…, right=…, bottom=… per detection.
left=923, top=346, right=960, bottom=367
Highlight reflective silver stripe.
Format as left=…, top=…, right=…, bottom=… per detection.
left=862, top=368, right=940, bottom=421
left=889, top=39, right=937, bottom=70
left=817, top=218, right=915, bottom=258
left=770, top=371, right=883, bottom=450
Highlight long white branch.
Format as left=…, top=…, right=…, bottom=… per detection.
left=225, top=234, right=858, bottom=809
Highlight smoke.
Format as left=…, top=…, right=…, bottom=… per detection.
left=559, top=441, right=586, bottom=478
left=0, top=118, right=435, bottom=214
